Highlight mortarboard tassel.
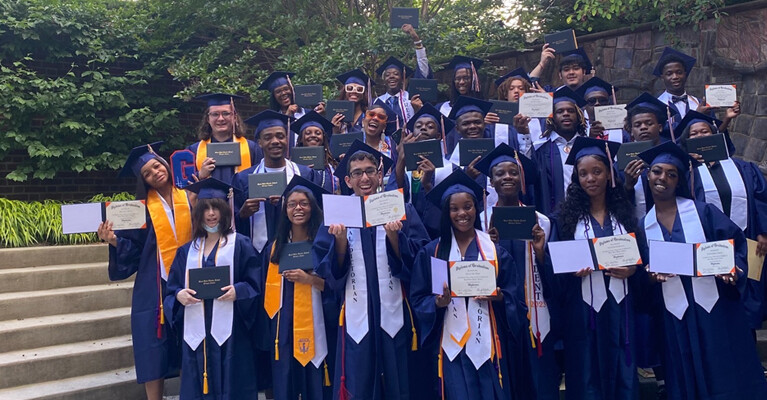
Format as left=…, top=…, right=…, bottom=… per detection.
left=404, top=295, right=418, bottom=351
left=605, top=143, right=616, bottom=188
left=611, top=85, right=617, bottom=106
left=483, top=190, right=488, bottom=231
left=286, top=74, right=296, bottom=105
left=514, top=149, right=527, bottom=195
left=666, top=105, right=676, bottom=143
left=470, top=61, right=481, bottom=93
left=324, top=361, right=331, bottom=386
left=338, top=305, right=350, bottom=400
left=203, top=338, right=209, bottom=394
left=274, top=310, right=281, bottom=361
left=440, top=115, right=447, bottom=154
left=367, top=77, right=374, bottom=109
left=230, top=96, right=238, bottom=137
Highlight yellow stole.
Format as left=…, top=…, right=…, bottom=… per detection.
left=264, top=243, right=315, bottom=366
left=146, top=187, right=193, bottom=276
left=195, top=136, right=251, bottom=172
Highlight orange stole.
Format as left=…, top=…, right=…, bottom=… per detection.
left=146, top=188, right=192, bottom=276
left=195, top=136, right=251, bottom=173
left=263, top=243, right=315, bottom=366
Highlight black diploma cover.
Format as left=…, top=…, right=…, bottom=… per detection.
left=294, top=85, right=323, bottom=108
left=686, top=133, right=729, bottom=162
left=278, top=241, right=314, bottom=272
left=407, top=79, right=438, bottom=103
left=492, top=206, right=536, bottom=240
left=544, top=29, right=578, bottom=53
left=326, top=100, right=355, bottom=122
left=459, top=138, right=495, bottom=166
left=291, top=146, right=326, bottom=170
left=403, top=139, right=444, bottom=171
left=490, top=100, right=519, bottom=125
left=330, top=132, right=364, bottom=159
left=616, top=141, right=653, bottom=170
left=207, top=142, right=241, bottom=166
left=189, top=266, right=230, bottom=300
left=248, top=172, right=287, bottom=199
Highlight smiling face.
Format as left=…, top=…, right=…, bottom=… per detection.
left=362, top=106, right=387, bottom=137
left=577, top=155, right=609, bottom=200
left=630, top=113, right=662, bottom=144
left=553, top=101, right=578, bottom=134
left=203, top=205, right=221, bottom=229
left=207, top=104, right=235, bottom=138
left=648, top=162, right=680, bottom=201
left=257, top=126, right=288, bottom=162
left=506, top=78, right=527, bottom=102
left=456, top=111, right=485, bottom=139
left=383, top=67, right=402, bottom=92
left=559, top=63, right=585, bottom=89
left=273, top=84, right=293, bottom=108
left=449, top=192, right=476, bottom=233
left=344, top=157, right=381, bottom=197
left=454, top=68, right=472, bottom=95
left=584, top=89, right=610, bottom=116
left=687, top=121, right=714, bottom=139
left=413, top=116, right=439, bottom=140
left=490, top=161, right=521, bottom=199
left=661, top=62, right=687, bottom=95
left=286, top=191, right=312, bottom=227
left=301, top=126, right=325, bottom=147
left=140, top=159, right=170, bottom=190
left=344, top=83, right=365, bottom=103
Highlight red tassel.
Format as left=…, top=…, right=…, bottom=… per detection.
left=536, top=333, right=543, bottom=358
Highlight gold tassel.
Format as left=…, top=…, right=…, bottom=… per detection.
left=324, top=361, right=331, bottom=387
left=529, top=326, right=536, bottom=348
left=411, top=328, right=418, bottom=352
left=339, top=304, right=345, bottom=327
left=404, top=297, right=418, bottom=351
left=203, top=339, right=209, bottom=394
left=203, top=372, right=209, bottom=394
left=274, top=310, right=281, bottom=361
left=159, top=303, right=164, bottom=325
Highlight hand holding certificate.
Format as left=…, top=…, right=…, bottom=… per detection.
left=592, top=233, right=642, bottom=269
left=61, top=200, right=147, bottom=234
left=593, top=105, right=627, bottom=130
left=705, top=85, right=737, bottom=108
left=450, top=260, right=497, bottom=297
left=648, top=239, right=735, bottom=276
left=519, top=93, right=553, bottom=119
left=364, top=189, right=406, bottom=227
left=549, top=234, right=643, bottom=274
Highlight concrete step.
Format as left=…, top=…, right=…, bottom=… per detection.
left=0, top=262, right=123, bottom=294
left=0, top=335, right=134, bottom=389
left=0, top=282, right=133, bottom=322
left=0, top=307, right=131, bottom=353
left=0, top=244, right=107, bottom=269
left=0, top=367, right=145, bottom=400
left=757, top=329, right=767, bottom=361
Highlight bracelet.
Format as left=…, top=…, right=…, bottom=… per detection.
left=413, top=40, right=422, bottom=45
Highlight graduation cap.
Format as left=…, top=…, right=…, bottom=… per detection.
left=446, top=55, right=483, bottom=93
left=406, top=103, right=455, bottom=136
left=372, top=98, right=401, bottom=135
left=559, top=49, right=593, bottom=74
left=258, top=71, right=296, bottom=92
left=244, top=110, right=292, bottom=139
left=494, top=67, right=531, bottom=87
left=195, top=93, right=245, bottom=107
left=375, top=56, right=415, bottom=78
left=283, top=174, right=329, bottom=208
left=290, top=110, right=334, bottom=137
left=426, top=168, right=485, bottom=212
left=673, top=110, right=722, bottom=139
left=447, top=96, right=493, bottom=120
left=627, top=92, right=670, bottom=122
left=185, top=178, right=235, bottom=200
left=474, top=142, right=536, bottom=195
left=653, top=47, right=696, bottom=77
left=119, top=141, right=165, bottom=178
left=564, top=136, right=620, bottom=166
left=553, top=86, right=587, bottom=108
left=333, top=139, right=394, bottom=179
left=336, top=69, right=370, bottom=86
left=576, top=77, right=616, bottom=101
left=638, top=141, right=699, bottom=199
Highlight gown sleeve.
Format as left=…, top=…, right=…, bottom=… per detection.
left=313, top=225, right=352, bottom=293
left=409, top=240, right=444, bottom=345
left=108, top=227, right=149, bottom=281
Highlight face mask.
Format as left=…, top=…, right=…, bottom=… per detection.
left=204, top=224, right=219, bottom=233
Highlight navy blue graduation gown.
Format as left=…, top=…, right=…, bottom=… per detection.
left=261, top=240, right=339, bottom=400
left=109, top=218, right=182, bottom=383
left=188, top=138, right=263, bottom=184
left=552, top=215, right=642, bottom=400
left=637, top=201, right=767, bottom=400
left=410, top=238, right=515, bottom=400
left=313, top=203, right=430, bottom=400
left=496, top=233, right=563, bottom=400
left=533, top=140, right=566, bottom=216
left=164, top=234, right=262, bottom=400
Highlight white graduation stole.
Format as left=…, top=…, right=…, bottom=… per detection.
left=183, top=233, right=236, bottom=350
left=645, top=197, right=718, bottom=319
left=697, top=159, right=748, bottom=230
left=575, top=216, right=628, bottom=308
left=309, top=286, right=329, bottom=367
left=634, top=178, right=647, bottom=221
left=250, top=160, right=300, bottom=252
left=344, top=226, right=404, bottom=344
left=527, top=213, right=552, bottom=342
left=441, top=230, right=497, bottom=370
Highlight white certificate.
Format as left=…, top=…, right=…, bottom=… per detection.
left=322, top=194, right=363, bottom=228
left=747, top=238, right=765, bottom=281
left=431, top=257, right=448, bottom=295
left=105, top=200, right=147, bottom=230
left=61, top=203, right=102, bottom=234
left=705, top=85, right=737, bottom=108
left=449, top=260, right=497, bottom=297
left=363, top=189, right=406, bottom=227
left=548, top=239, right=594, bottom=274
left=518, top=92, right=554, bottom=119
left=592, top=233, right=642, bottom=269
left=593, top=104, right=627, bottom=130
left=695, top=239, right=735, bottom=276
left=649, top=240, right=694, bottom=276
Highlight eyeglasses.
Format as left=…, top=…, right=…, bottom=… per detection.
left=365, top=110, right=388, bottom=122
left=349, top=167, right=378, bottom=179
left=345, top=84, right=365, bottom=94
left=209, top=111, right=233, bottom=119
left=286, top=201, right=310, bottom=209
left=586, top=97, right=609, bottom=106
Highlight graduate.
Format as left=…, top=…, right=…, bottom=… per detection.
left=410, top=169, right=515, bottom=400
left=551, top=137, right=642, bottom=400
left=475, top=144, right=560, bottom=400
left=164, top=178, right=262, bottom=400
left=262, top=176, right=337, bottom=400
left=373, top=55, right=427, bottom=125
left=530, top=48, right=592, bottom=92
left=436, top=55, right=485, bottom=117
left=635, top=142, right=767, bottom=400
left=532, top=86, right=588, bottom=215
left=576, top=77, right=626, bottom=143
left=333, top=69, right=373, bottom=132
left=232, top=110, right=317, bottom=254
left=188, top=93, right=263, bottom=184
left=259, top=71, right=326, bottom=121
left=653, top=47, right=712, bottom=120
left=489, top=67, right=546, bottom=157
left=676, top=111, right=767, bottom=332
left=291, top=111, right=340, bottom=194
left=445, top=96, right=496, bottom=160
left=97, top=143, right=189, bottom=400
left=313, top=141, right=430, bottom=400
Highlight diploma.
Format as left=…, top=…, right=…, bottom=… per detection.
left=390, top=7, right=419, bottom=28
left=747, top=238, right=764, bottom=281
left=321, top=194, right=364, bottom=228
left=617, top=141, right=653, bottom=170
left=105, top=200, right=147, bottom=231
left=407, top=79, right=438, bottom=103
left=363, top=189, right=406, bottom=227
left=326, top=100, right=355, bottom=122
left=649, top=240, right=694, bottom=276
left=543, top=29, right=578, bottom=53
left=188, top=266, right=230, bottom=300
left=458, top=138, right=494, bottom=166
left=206, top=142, right=241, bottom=166
left=592, top=233, right=642, bottom=269
left=248, top=172, right=287, bottom=199
left=686, top=133, right=729, bottom=162
left=705, top=84, right=737, bottom=108
left=518, top=93, right=553, bottom=119
left=278, top=241, right=314, bottom=272
left=695, top=239, right=735, bottom=276
left=431, top=257, right=448, bottom=295
left=489, top=100, right=519, bottom=125
left=61, top=203, right=103, bottom=234
left=449, top=260, right=497, bottom=297
left=293, top=84, right=323, bottom=108
left=491, top=206, right=536, bottom=241
left=593, top=104, right=627, bottom=130
left=403, top=139, right=444, bottom=171
left=291, top=146, right=326, bottom=170
left=548, top=239, right=594, bottom=274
